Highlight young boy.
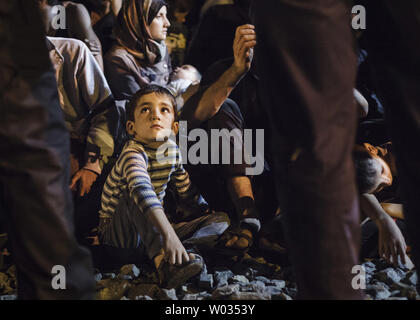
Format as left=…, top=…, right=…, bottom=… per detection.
left=98, top=85, right=230, bottom=288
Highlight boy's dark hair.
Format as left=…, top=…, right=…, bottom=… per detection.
left=126, top=85, right=178, bottom=122
left=353, top=149, right=379, bottom=193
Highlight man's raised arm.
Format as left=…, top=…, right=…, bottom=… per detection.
left=185, top=24, right=256, bottom=125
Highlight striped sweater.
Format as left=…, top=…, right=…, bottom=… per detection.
left=99, top=138, right=207, bottom=221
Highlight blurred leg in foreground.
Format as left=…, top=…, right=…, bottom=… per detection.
left=254, top=0, right=363, bottom=299
left=0, top=0, right=94, bottom=299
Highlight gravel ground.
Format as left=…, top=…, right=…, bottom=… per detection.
left=1, top=253, right=418, bottom=300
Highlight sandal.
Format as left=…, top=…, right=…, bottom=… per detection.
left=214, top=228, right=254, bottom=256
left=230, top=229, right=254, bottom=249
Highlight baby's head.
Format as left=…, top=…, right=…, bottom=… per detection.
left=126, top=85, right=178, bottom=147
left=170, top=64, right=201, bottom=84
left=353, top=143, right=393, bottom=194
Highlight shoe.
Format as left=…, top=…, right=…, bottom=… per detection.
left=158, top=254, right=204, bottom=289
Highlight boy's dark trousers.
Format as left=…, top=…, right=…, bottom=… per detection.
left=254, top=0, right=420, bottom=298
left=0, top=0, right=94, bottom=299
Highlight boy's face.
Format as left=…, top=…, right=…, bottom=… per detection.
left=171, top=65, right=199, bottom=83
left=126, top=92, right=178, bottom=147
left=362, top=143, right=393, bottom=193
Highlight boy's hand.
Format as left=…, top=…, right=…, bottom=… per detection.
left=70, top=168, right=98, bottom=197
left=377, top=216, right=407, bottom=265
left=232, top=24, right=256, bottom=77
left=163, top=230, right=191, bottom=265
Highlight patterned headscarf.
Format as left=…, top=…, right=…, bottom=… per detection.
left=114, top=0, right=168, bottom=65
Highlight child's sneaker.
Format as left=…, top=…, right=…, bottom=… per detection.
left=158, top=254, right=204, bottom=289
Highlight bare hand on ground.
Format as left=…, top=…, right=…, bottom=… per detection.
left=377, top=216, right=407, bottom=266
left=163, top=231, right=195, bottom=265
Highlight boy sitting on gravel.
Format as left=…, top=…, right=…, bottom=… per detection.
left=98, top=85, right=230, bottom=288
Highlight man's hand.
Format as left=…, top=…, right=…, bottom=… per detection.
left=232, top=24, right=257, bottom=76
left=163, top=230, right=192, bottom=265
left=70, top=168, right=98, bottom=197
left=377, top=215, right=407, bottom=266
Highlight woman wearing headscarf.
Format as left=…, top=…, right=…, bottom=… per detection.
left=105, top=0, right=172, bottom=100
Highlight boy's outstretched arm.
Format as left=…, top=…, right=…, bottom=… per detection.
left=360, top=193, right=407, bottom=265
left=147, top=208, right=191, bottom=266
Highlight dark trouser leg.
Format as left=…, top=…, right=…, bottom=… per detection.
left=185, top=99, right=260, bottom=231
left=0, top=0, right=94, bottom=299
left=254, top=0, right=362, bottom=299
left=361, top=0, right=420, bottom=293
left=174, top=211, right=230, bottom=247
left=100, top=191, right=160, bottom=262
left=184, top=99, right=243, bottom=214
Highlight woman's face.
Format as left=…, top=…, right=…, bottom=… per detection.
left=149, top=6, right=170, bottom=41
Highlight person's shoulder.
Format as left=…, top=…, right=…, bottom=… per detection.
left=121, top=140, right=147, bottom=158
left=107, top=45, right=129, bottom=56
left=48, top=36, right=89, bottom=57
left=65, top=1, right=90, bottom=17
left=105, top=45, right=136, bottom=66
